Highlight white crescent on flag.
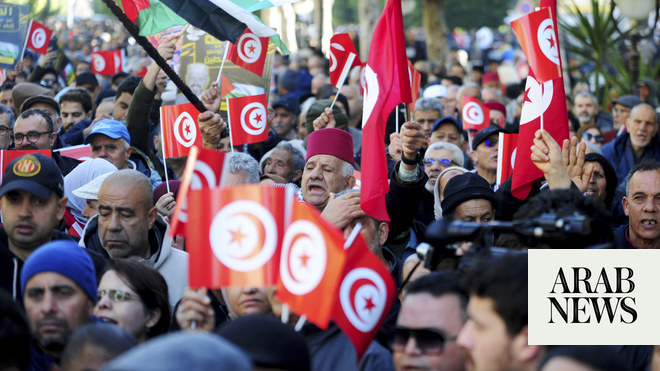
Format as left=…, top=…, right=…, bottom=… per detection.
left=31, top=28, right=47, bottom=49
left=520, top=76, right=553, bottom=125
left=209, top=200, right=278, bottom=272
left=173, top=112, right=198, bottom=147
left=240, top=102, right=267, bottom=135
left=279, top=220, right=328, bottom=295
left=339, top=267, right=388, bottom=333
left=237, top=32, right=262, bottom=64
left=361, top=65, right=379, bottom=129
left=93, top=54, right=106, bottom=73
left=537, top=18, right=560, bottom=65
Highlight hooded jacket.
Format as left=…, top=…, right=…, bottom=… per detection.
left=79, top=213, right=187, bottom=308
left=601, top=132, right=660, bottom=185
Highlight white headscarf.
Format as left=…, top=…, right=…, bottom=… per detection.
left=64, top=158, right=117, bottom=225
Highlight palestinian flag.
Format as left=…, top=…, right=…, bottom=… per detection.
left=120, top=0, right=187, bottom=36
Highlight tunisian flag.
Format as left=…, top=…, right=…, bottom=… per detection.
left=360, top=0, right=411, bottom=222
left=511, top=7, right=562, bottom=83
left=496, top=132, right=518, bottom=186
left=329, top=33, right=361, bottom=88
left=408, top=59, right=421, bottom=108
left=511, top=0, right=569, bottom=200
left=91, top=50, right=123, bottom=76
left=227, top=28, right=269, bottom=77
left=227, top=93, right=269, bottom=145
left=187, top=185, right=286, bottom=288
left=462, top=96, right=490, bottom=132
left=169, top=147, right=225, bottom=236
left=160, top=102, right=204, bottom=158
left=276, top=197, right=347, bottom=329
left=331, top=231, right=396, bottom=360
left=26, top=20, right=53, bottom=55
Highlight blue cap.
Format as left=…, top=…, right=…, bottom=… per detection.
left=432, top=116, right=462, bottom=134
left=84, top=119, right=131, bottom=145
left=21, top=240, right=97, bottom=304
left=272, top=96, right=299, bottom=115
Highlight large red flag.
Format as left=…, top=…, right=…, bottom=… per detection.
left=331, top=232, right=396, bottom=360
left=170, top=147, right=225, bottom=237
left=91, top=50, right=123, bottom=76
left=496, top=132, right=518, bottom=186
left=227, top=94, right=269, bottom=145
left=187, top=185, right=286, bottom=288
left=510, top=7, right=561, bottom=83
left=276, top=197, right=347, bottom=329
left=360, top=0, right=411, bottom=222
left=227, top=28, right=269, bottom=77
left=461, top=96, right=491, bottom=131
left=26, top=20, right=53, bottom=55
left=329, top=33, right=361, bottom=88
left=160, top=102, right=204, bottom=158
left=511, top=0, right=569, bottom=200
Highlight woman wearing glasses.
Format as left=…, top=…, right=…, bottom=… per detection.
left=95, top=259, right=170, bottom=342
left=577, top=123, right=605, bottom=150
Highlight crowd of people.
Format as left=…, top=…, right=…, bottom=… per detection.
left=0, top=7, right=659, bottom=371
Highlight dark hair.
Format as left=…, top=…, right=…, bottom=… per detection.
left=465, top=254, right=528, bottom=336
left=19, top=108, right=54, bottom=132
left=60, top=322, right=137, bottom=369
left=0, top=104, right=15, bottom=129
left=60, top=88, right=93, bottom=113
left=406, top=271, right=468, bottom=321
left=0, top=81, right=15, bottom=91
left=538, top=345, right=631, bottom=371
left=512, top=189, right=613, bottom=248
left=0, top=289, right=30, bottom=370
left=625, top=160, right=660, bottom=197
left=115, top=75, right=142, bottom=98
left=103, top=259, right=170, bottom=339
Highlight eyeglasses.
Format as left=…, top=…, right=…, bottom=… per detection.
left=484, top=138, right=499, bottom=147
left=97, top=289, right=136, bottom=303
left=423, top=158, right=457, bottom=167
left=582, top=132, right=604, bottom=143
left=0, top=126, right=10, bottom=136
left=391, top=326, right=457, bottom=355
left=13, top=131, right=52, bottom=144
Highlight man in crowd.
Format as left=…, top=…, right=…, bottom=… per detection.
left=21, top=240, right=98, bottom=369
left=0, top=104, right=14, bottom=149
left=610, top=95, right=643, bottom=133
left=573, top=91, right=612, bottom=132
left=261, top=140, right=305, bottom=185
left=271, top=96, right=299, bottom=140
left=59, top=88, right=93, bottom=135
left=418, top=142, right=465, bottom=225
left=414, top=98, right=444, bottom=143
left=441, top=172, right=498, bottom=224
left=394, top=271, right=468, bottom=371
left=470, top=125, right=505, bottom=188
left=602, top=103, right=660, bottom=184
left=615, top=160, right=660, bottom=249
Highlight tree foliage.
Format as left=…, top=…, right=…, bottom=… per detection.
left=444, top=0, right=514, bottom=29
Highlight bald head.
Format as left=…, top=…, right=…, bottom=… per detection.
left=101, top=170, right=153, bottom=211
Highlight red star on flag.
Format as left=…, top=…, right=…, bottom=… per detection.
left=523, top=87, right=533, bottom=105
left=247, top=42, right=256, bottom=54
left=363, top=296, right=376, bottom=312
left=254, top=113, right=262, bottom=123
left=184, top=122, right=191, bottom=136
left=299, top=251, right=311, bottom=267
left=547, top=36, right=555, bottom=49
left=230, top=227, right=246, bottom=246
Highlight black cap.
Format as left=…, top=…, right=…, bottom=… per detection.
left=611, top=95, right=643, bottom=109
left=472, top=124, right=506, bottom=149
left=0, top=153, right=63, bottom=199
left=272, top=96, right=299, bottom=115
left=441, top=172, right=497, bottom=215
left=75, top=72, right=99, bottom=87
left=432, top=116, right=462, bottom=134
left=21, top=95, right=60, bottom=115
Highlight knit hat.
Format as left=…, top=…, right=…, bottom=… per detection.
left=153, top=180, right=181, bottom=206
left=20, top=240, right=97, bottom=304
left=217, top=314, right=311, bottom=371
left=305, top=128, right=355, bottom=167
left=305, top=99, right=349, bottom=133
left=0, top=153, right=64, bottom=199
left=441, top=172, right=498, bottom=216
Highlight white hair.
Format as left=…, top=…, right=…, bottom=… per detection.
left=425, top=142, right=465, bottom=167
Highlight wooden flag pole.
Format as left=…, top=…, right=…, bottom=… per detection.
left=100, top=0, right=207, bottom=114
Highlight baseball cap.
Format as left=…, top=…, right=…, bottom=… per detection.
left=0, top=153, right=64, bottom=199
left=272, top=96, right=299, bottom=115
left=441, top=172, right=498, bottom=215
left=83, top=119, right=131, bottom=145
left=21, top=94, right=61, bottom=115
left=431, top=116, right=462, bottom=134
left=75, top=72, right=99, bottom=87
left=423, top=85, right=448, bottom=99
left=472, top=124, right=507, bottom=149
left=611, top=95, right=643, bottom=109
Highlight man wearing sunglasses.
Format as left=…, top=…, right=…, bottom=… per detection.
left=470, top=125, right=507, bottom=189
left=393, top=271, right=468, bottom=371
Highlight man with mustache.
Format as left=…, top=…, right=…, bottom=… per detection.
left=470, top=125, right=506, bottom=189
left=419, top=142, right=464, bottom=225
left=21, top=240, right=97, bottom=370
left=602, top=103, right=659, bottom=185
left=615, top=160, right=660, bottom=249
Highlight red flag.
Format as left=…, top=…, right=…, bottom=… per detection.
left=496, top=132, right=518, bottom=186
left=227, top=28, right=269, bottom=77
left=331, top=232, right=396, bottom=360
left=160, top=103, right=204, bottom=158
left=360, top=0, right=411, bottom=222
left=1, top=150, right=51, bottom=184
left=329, top=33, right=361, bottom=88
left=511, top=70, right=569, bottom=199
left=511, top=7, right=561, bottom=83
left=407, top=59, right=421, bottom=107
left=462, top=96, right=490, bottom=131
left=227, top=93, right=269, bottom=145
left=170, top=147, right=225, bottom=236
left=276, top=198, right=347, bottom=329
left=53, top=144, right=92, bottom=161
left=187, top=185, right=286, bottom=288
left=26, top=20, right=53, bottom=55
left=91, top=50, right=123, bottom=76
